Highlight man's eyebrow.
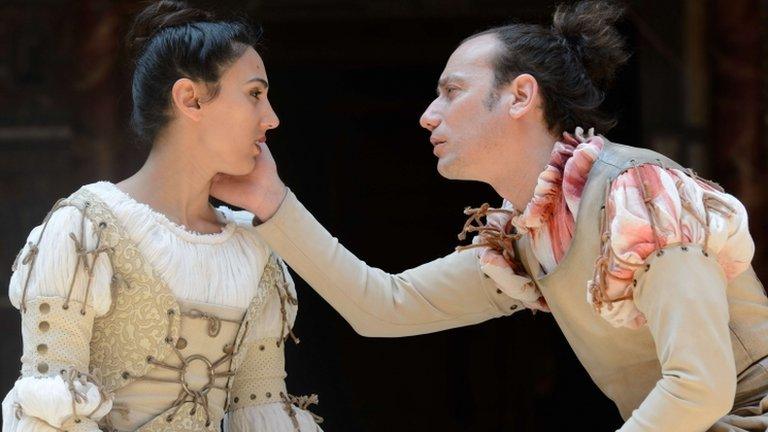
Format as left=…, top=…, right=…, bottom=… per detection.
left=245, top=77, right=269, bottom=88
left=436, top=75, right=465, bottom=93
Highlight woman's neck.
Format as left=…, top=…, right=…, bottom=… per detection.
left=116, top=143, right=223, bottom=234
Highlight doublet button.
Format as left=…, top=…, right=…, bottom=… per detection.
left=37, top=363, right=49, bottom=373
left=37, top=344, right=48, bottom=354
left=175, top=338, right=188, bottom=349
left=38, top=303, right=50, bottom=314
left=38, top=321, right=50, bottom=332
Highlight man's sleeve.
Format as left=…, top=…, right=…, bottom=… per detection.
left=252, top=190, right=523, bottom=337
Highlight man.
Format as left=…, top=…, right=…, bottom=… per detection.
left=212, top=1, right=768, bottom=430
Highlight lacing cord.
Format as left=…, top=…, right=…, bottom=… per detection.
left=280, top=392, right=323, bottom=431
left=455, top=203, right=526, bottom=275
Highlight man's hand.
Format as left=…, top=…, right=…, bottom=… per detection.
left=210, top=143, right=286, bottom=222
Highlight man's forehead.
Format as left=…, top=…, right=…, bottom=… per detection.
left=441, top=34, right=499, bottom=80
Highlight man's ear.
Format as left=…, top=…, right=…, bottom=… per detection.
left=170, top=78, right=204, bottom=122
left=506, top=73, right=539, bottom=119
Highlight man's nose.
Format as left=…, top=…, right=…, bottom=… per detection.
left=419, top=102, right=441, bottom=131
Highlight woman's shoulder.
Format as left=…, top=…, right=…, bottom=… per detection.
left=10, top=184, right=114, bottom=314
left=20, top=181, right=112, bottom=238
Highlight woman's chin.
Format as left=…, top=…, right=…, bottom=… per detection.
left=220, top=160, right=257, bottom=178
left=241, top=162, right=258, bottom=176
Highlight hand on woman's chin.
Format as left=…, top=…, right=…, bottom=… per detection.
left=209, top=143, right=285, bottom=218
left=216, top=154, right=259, bottom=179
left=210, top=169, right=259, bottom=210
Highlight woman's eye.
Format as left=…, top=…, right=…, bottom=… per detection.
left=250, top=90, right=262, bottom=99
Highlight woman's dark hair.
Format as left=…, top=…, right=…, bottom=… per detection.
left=468, top=0, right=629, bottom=135
left=126, top=0, right=260, bottom=145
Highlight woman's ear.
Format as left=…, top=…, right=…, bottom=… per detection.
left=506, top=73, right=539, bottom=119
left=170, top=78, right=204, bottom=122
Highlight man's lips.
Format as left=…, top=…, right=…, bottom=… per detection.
left=431, top=137, right=447, bottom=156
left=430, top=136, right=446, bottom=146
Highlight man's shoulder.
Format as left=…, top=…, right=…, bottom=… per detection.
left=595, top=138, right=683, bottom=172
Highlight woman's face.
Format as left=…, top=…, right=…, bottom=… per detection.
left=198, top=46, right=279, bottom=176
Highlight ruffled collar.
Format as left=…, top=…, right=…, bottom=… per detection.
left=499, top=127, right=604, bottom=272
left=511, top=127, right=604, bottom=236
left=454, top=128, right=605, bottom=311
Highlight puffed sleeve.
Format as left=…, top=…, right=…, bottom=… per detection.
left=2, top=204, right=114, bottom=432
left=588, top=164, right=753, bottom=328
left=586, top=165, right=753, bottom=431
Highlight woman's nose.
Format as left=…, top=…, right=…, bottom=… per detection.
left=263, top=102, right=280, bottom=130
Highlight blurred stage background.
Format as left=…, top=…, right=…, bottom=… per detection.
left=1, top=0, right=766, bottom=430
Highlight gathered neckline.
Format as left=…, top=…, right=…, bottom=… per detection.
left=87, top=181, right=238, bottom=245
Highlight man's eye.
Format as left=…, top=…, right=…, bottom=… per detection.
left=446, top=87, right=458, bottom=95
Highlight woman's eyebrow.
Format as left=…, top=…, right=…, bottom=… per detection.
left=245, top=77, right=269, bottom=88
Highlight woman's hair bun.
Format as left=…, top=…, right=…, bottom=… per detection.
left=552, top=0, right=629, bottom=90
left=126, top=0, right=215, bottom=54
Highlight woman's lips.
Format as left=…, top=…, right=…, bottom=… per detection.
left=253, top=138, right=265, bottom=156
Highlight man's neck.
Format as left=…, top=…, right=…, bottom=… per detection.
left=489, top=129, right=558, bottom=211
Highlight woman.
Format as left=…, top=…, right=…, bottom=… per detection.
left=213, top=1, right=768, bottom=431
left=3, top=1, right=321, bottom=431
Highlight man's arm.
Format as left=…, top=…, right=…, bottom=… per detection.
left=618, top=246, right=736, bottom=432
left=252, top=190, right=523, bottom=337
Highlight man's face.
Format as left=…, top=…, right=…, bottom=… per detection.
left=420, top=34, right=511, bottom=181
